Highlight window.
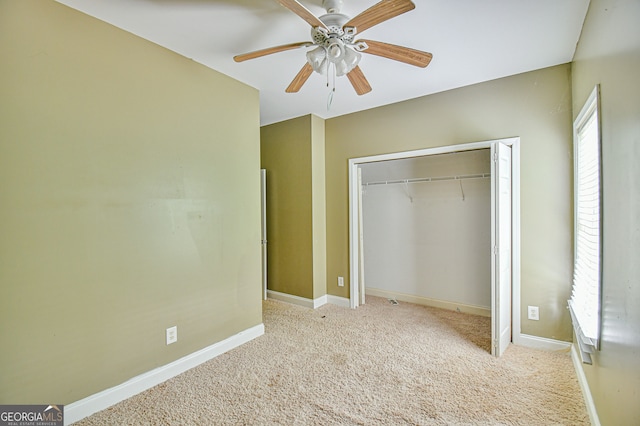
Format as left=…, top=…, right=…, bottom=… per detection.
left=569, top=85, right=602, bottom=364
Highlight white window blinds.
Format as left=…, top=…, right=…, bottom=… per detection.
left=569, top=86, right=602, bottom=364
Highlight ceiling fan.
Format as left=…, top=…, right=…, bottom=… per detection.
left=233, top=0, right=433, bottom=96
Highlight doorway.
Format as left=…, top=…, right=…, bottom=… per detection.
left=359, top=149, right=492, bottom=314
left=348, top=139, right=521, bottom=357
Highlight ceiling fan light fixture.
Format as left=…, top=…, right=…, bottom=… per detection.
left=334, top=60, right=348, bottom=77
left=328, top=44, right=343, bottom=60
left=307, top=38, right=360, bottom=77
left=327, top=39, right=345, bottom=61
left=307, top=46, right=328, bottom=75
left=337, top=46, right=361, bottom=76
left=307, top=39, right=361, bottom=77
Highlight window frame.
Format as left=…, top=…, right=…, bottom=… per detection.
left=569, top=85, right=603, bottom=364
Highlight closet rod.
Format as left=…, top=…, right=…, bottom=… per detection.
left=363, top=172, right=491, bottom=187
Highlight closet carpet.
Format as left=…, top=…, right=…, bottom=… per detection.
left=74, top=296, right=589, bottom=425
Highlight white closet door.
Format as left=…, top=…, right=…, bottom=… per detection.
left=491, top=142, right=512, bottom=357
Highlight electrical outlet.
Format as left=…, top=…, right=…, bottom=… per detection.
left=527, top=306, right=540, bottom=321
left=166, top=326, right=177, bottom=345
left=337, top=276, right=344, bottom=287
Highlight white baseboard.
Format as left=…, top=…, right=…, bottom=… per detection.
left=365, top=288, right=491, bottom=317
left=266, top=290, right=347, bottom=309
left=313, top=295, right=328, bottom=308
left=65, top=323, right=264, bottom=425
left=571, top=344, right=601, bottom=426
left=267, top=290, right=316, bottom=308
left=327, top=295, right=351, bottom=308
left=516, top=333, right=572, bottom=351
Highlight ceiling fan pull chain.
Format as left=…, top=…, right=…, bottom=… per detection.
left=327, top=63, right=336, bottom=110
left=332, top=63, right=336, bottom=91
left=326, top=55, right=330, bottom=88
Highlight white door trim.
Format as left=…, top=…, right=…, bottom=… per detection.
left=348, top=138, right=522, bottom=346
left=260, top=169, right=267, bottom=301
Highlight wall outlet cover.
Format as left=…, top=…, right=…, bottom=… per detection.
left=166, top=326, right=178, bottom=345
left=527, top=306, right=540, bottom=321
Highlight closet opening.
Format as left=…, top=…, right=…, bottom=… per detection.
left=348, top=139, right=520, bottom=357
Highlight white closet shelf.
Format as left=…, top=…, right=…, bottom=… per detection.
left=363, top=172, right=491, bottom=186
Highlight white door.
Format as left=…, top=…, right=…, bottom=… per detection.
left=491, top=143, right=512, bottom=356
left=260, top=169, right=267, bottom=300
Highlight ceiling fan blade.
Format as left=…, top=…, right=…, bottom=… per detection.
left=286, top=63, right=314, bottom=93
left=359, top=39, right=432, bottom=67
left=347, top=66, right=372, bottom=95
left=276, top=0, right=328, bottom=30
left=234, top=42, right=313, bottom=62
left=344, top=0, right=415, bottom=34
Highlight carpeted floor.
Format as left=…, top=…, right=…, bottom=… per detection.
left=74, top=296, right=589, bottom=425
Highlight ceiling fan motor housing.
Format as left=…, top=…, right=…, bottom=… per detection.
left=312, top=13, right=355, bottom=44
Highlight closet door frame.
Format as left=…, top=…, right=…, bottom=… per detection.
left=347, top=138, right=522, bottom=352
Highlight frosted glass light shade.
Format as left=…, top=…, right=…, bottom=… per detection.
left=338, top=46, right=361, bottom=76
left=307, top=42, right=361, bottom=77
left=307, top=46, right=328, bottom=75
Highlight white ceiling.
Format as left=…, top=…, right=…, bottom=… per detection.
left=56, top=0, right=590, bottom=126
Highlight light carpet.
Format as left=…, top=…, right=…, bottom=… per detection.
left=74, top=296, right=589, bottom=425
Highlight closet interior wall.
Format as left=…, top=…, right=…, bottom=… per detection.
left=361, top=149, right=492, bottom=312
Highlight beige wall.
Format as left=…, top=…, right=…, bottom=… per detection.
left=0, top=0, right=262, bottom=404
left=260, top=115, right=327, bottom=300
left=326, top=64, right=574, bottom=341
left=571, top=0, right=640, bottom=423
left=261, top=116, right=315, bottom=299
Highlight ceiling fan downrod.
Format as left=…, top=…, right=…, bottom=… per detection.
left=322, top=0, right=343, bottom=14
